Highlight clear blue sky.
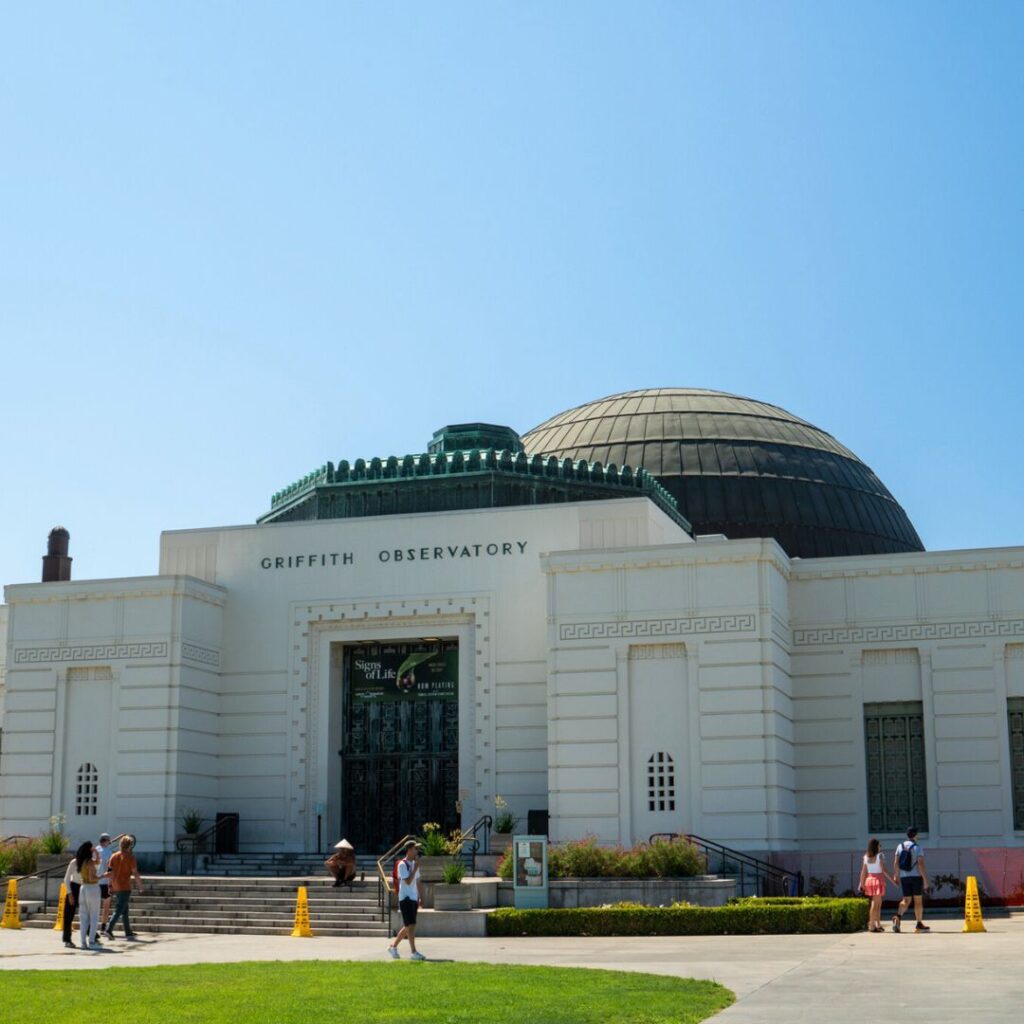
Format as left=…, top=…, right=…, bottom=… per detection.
left=2, top=2, right=1021, bottom=585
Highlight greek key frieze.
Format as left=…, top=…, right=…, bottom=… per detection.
left=560, top=614, right=756, bottom=642
left=793, top=619, right=1024, bottom=647
left=13, top=641, right=169, bottom=664
left=181, top=643, right=221, bottom=667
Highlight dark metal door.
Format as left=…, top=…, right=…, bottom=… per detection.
left=342, top=693, right=459, bottom=853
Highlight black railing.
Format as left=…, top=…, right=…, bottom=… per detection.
left=175, top=816, right=238, bottom=876
left=650, top=832, right=799, bottom=897
left=12, top=861, right=69, bottom=913
left=2, top=834, right=34, bottom=845
left=373, top=815, right=495, bottom=924
left=9, top=832, right=137, bottom=914
left=375, top=834, right=418, bottom=923
left=456, top=814, right=493, bottom=873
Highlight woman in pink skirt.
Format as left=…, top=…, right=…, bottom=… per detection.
left=858, top=837, right=894, bottom=932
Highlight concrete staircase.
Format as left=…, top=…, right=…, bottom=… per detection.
left=182, top=852, right=382, bottom=878
left=22, top=876, right=390, bottom=937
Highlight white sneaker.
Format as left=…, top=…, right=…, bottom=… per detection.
left=386, top=946, right=399, bottom=959
left=410, top=951, right=426, bottom=961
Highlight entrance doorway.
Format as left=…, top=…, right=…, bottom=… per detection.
left=339, top=639, right=459, bottom=852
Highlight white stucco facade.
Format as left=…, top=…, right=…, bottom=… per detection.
left=2, top=494, right=1023, bottom=883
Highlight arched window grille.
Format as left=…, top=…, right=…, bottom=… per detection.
left=647, top=752, right=676, bottom=812
left=76, top=762, right=99, bottom=816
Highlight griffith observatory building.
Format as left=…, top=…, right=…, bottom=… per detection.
left=2, top=389, right=1023, bottom=885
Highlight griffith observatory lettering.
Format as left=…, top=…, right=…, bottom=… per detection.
left=259, top=540, right=527, bottom=569
left=378, top=540, right=527, bottom=563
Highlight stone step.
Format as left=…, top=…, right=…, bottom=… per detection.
left=25, top=920, right=388, bottom=937
left=22, top=872, right=391, bottom=938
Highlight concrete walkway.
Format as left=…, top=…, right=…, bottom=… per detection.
left=3, top=916, right=1022, bottom=1022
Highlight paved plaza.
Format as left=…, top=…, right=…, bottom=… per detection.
left=2, top=915, right=1022, bottom=1022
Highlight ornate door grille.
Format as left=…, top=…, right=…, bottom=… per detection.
left=1009, top=699, right=1024, bottom=830
left=864, top=702, right=929, bottom=833
left=341, top=651, right=459, bottom=852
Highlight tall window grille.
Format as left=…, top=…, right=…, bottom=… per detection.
left=864, top=702, right=928, bottom=833
left=1009, top=699, right=1024, bottom=831
left=647, top=752, right=676, bottom=812
left=75, top=763, right=99, bottom=816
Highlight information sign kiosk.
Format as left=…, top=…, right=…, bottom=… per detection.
left=511, top=834, right=549, bottom=908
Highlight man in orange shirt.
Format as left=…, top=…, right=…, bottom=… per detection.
left=103, top=836, right=144, bottom=940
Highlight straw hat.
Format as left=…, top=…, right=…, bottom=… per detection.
left=334, top=838, right=354, bottom=850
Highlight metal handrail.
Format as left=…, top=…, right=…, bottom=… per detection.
left=372, top=815, right=496, bottom=924
left=175, top=816, right=238, bottom=875
left=650, top=832, right=799, bottom=896
left=455, top=814, right=493, bottom=873
left=375, top=834, right=419, bottom=923
left=2, top=834, right=34, bottom=846
left=12, top=833, right=139, bottom=912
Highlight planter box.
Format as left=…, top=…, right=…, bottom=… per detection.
left=489, top=833, right=514, bottom=855
left=36, top=854, right=68, bottom=874
left=417, top=856, right=450, bottom=882
left=433, top=884, right=473, bottom=911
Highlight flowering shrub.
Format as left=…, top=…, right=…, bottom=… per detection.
left=420, top=822, right=463, bottom=856
left=39, top=814, right=69, bottom=854
left=493, top=795, right=517, bottom=834
left=497, top=836, right=706, bottom=880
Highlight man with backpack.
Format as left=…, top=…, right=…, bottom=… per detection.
left=892, top=826, right=929, bottom=932
left=387, top=841, right=425, bottom=960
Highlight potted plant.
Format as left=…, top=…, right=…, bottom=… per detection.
left=418, top=822, right=462, bottom=881
left=490, top=795, right=517, bottom=854
left=179, top=808, right=205, bottom=850
left=433, top=858, right=472, bottom=911
left=36, top=814, right=70, bottom=872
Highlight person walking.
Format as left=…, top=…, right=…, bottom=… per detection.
left=857, top=837, right=893, bottom=932
left=76, top=842, right=102, bottom=950
left=103, top=836, right=144, bottom=939
left=387, top=841, right=425, bottom=961
left=60, top=852, right=82, bottom=949
left=95, top=832, right=114, bottom=935
left=892, top=826, right=929, bottom=932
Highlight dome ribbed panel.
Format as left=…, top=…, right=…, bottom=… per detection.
left=522, top=388, right=923, bottom=560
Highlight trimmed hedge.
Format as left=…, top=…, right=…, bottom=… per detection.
left=486, top=898, right=868, bottom=937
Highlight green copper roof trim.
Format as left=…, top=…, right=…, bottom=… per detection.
left=260, top=447, right=691, bottom=531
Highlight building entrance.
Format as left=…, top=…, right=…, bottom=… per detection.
left=340, top=639, right=459, bottom=852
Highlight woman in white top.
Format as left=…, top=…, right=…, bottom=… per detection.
left=74, top=842, right=102, bottom=949
left=857, top=837, right=895, bottom=932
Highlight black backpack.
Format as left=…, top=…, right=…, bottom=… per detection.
left=897, top=841, right=916, bottom=872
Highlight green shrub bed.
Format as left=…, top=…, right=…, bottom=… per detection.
left=486, top=897, right=868, bottom=936
left=496, top=835, right=706, bottom=880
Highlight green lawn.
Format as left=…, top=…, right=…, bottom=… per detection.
left=3, top=961, right=733, bottom=1023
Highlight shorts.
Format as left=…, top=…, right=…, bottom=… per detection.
left=864, top=875, right=885, bottom=897
left=900, top=876, right=924, bottom=897
left=99, top=883, right=110, bottom=899
left=399, top=898, right=418, bottom=927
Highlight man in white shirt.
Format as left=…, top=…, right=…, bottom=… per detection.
left=892, top=826, right=930, bottom=933
left=95, top=833, right=114, bottom=934
left=387, top=842, right=425, bottom=961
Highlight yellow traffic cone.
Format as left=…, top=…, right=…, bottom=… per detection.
left=963, top=875, right=986, bottom=933
left=291, top=885, right=314, bottom=937
left=53, top=883, right=68, bottom=931
left=1, top=878, right=22, bottom=930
